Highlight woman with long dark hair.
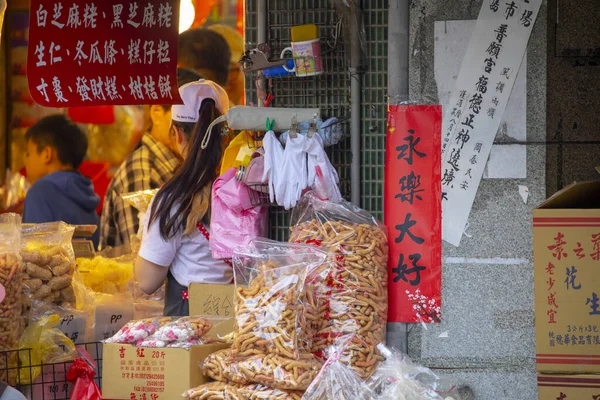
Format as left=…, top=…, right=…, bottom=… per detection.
left=134, top=80, right=231, bottom=316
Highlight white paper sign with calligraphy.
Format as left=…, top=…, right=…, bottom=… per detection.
left=441, top=0, right=543, bottom=246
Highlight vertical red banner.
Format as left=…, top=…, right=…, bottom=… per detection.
left=27, top=0, right=181, bottom=107
left=385, top=105, right=442, bottom=323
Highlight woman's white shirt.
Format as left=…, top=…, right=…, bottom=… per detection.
left=138, top=202, right=232, bottom=287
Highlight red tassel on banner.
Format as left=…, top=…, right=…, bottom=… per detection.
left=66, top=357, right=102, bottom=400
left=68, top=106, right=115, bottom=125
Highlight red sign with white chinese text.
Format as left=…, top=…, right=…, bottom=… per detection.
left=385, top=105, right=442, bottom=323
left=27, top=0, right=181, bottom=107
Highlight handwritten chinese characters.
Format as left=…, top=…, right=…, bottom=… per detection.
left=544, top=230, right=600, bottom=326
left=441, top=0, right=542, bottom=246
left=385, top=105, right=442, bottom=323
left=28, top=0, right=180, bottom=107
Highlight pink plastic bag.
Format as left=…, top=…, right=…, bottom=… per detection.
left=210, top=168, right=268, bottom=260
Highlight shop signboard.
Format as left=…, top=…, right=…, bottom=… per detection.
left=27, top=0, right=181, bottom=107
left=533, top=181, right=600, bottom=374
left=441, top=0, right=543, bottom=246
left=385, top=105, right=442, bottom=323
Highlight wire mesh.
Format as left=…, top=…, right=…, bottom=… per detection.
left=0, top=342, right=103, bottom=400
left=244, top=0, right=388, bottom=239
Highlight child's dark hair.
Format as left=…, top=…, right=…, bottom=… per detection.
left=149, top=99, right=223, bottom=239
left=25, top=114, right=87, bottom=169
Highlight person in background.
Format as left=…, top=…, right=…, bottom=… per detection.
left=178, top=28, right=231, bottom=88
left=99, top=68, right=204, bottom=251
left=23, top=115, right=100, bottom=248
left=207, top=24, right=245, bottom=106
left=135, top=80, right=231, bottom=316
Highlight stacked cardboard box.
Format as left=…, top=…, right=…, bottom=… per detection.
left=533, top=181, right=600, bottom=399
left=102, top=284, right=235, bottom=400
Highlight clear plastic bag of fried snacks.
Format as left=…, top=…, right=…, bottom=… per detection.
left=227, top=383, right=304, bottom=400
left=201, top=349, right=248, bottom=384
left=0, top=213, right=22, bottom=385
left=21, top=222, right=77, bottom=308
left=231, top=239, right=328, bottom=360
left=182, top=382, right=303, bottom=400
left=183, top=381, right=229, bottom=400
left=302, top=337, right=377, bottom=400
left=289, top=192, right=389, bottom=378
left=202, top=349, right=322, bottom=391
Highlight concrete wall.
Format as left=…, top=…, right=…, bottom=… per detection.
left=403, top=1, right=548, bottom=398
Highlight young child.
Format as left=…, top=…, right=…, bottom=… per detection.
left=23, top=114, right=100, bottom=248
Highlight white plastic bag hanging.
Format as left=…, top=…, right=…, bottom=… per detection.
left=304, top=133, right=342, bottom=202
left=280, top=134, right=308, bottom=209
left=261, top=120, right=284, bottom=204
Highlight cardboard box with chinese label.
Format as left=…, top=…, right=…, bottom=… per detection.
left=533, top=181, right=600, bottom=373
left=102, top=342, right=229, bottom=400
left=189, top=283, right=235, bottom=318
left=537, top=374, right=600, bottom=399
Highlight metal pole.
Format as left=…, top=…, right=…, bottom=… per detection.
left=387, top=0, right=410, bottom=354
left=349, top=2, right=362, bottom=206
left=257, top=0, right=267, bottom=106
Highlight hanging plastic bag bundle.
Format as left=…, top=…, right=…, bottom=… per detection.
left=17, top=314, right=76, bottom=384
left=210, top=168, right=268, bottom=260
left=66, top=347, right=102, bottom=400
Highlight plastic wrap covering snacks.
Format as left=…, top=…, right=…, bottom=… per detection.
left=2, top=169, right=30, bottom=212
left=103, top=316, right=172, bottom=344
left=76, top=255, right=134, bottom=294
left=202, top=349, right=322, bottom=391
left=201, top=349, right=248, bottom=385
left=105, top=315, right=225, bottom=348
left=231, top=240, right=328, bottom=360
left=0, top=214, right=22, bottom=385
left=21, top=222, right=77, bottom=313
left=121, top=189, right=159, bottom=214
left=289, top=192, right=388, bottom=378
left=183, top=382, right=303, bottom=400
left=367, top=344, right=461, bottom=400
left=302, top=338, right=376, bottom=400
left=121, top=188, right=160, bottom=253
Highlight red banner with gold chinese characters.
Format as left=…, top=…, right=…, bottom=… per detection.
left=385, top=105, right=442, bottom=323
left=27, top=0, right=181, bottom=107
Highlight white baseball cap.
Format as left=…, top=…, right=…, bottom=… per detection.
left=172, top=79, right=230, bottom=123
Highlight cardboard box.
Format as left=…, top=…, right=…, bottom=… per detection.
left=537, top=374, right=600, bottom=399
left=188, top=283, right=235, bottom=318
left=533, top=181, right=600, bottom=373
left=102, top=342, right=229, bottom=400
